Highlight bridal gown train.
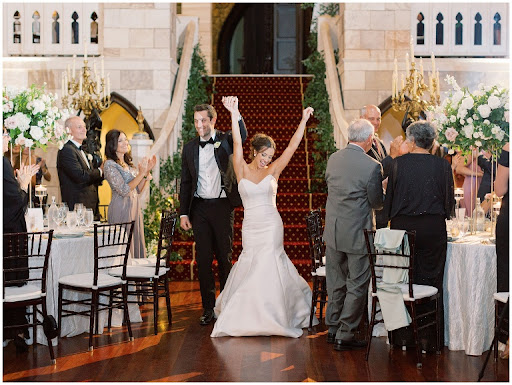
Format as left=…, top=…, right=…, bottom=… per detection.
left=211, top=174, right=317, bottom=338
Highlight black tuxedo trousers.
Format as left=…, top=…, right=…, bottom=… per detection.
left=190, top=197, right=234, bottom=310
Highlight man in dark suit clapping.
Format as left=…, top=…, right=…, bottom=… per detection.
left=57, top=116, right=103, bottom=219
left=179, top=103, right=247, bottom=325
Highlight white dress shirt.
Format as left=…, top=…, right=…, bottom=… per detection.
left=195, top=133, right=226, bottom=199
left=70, top=139, right=90, bottom=169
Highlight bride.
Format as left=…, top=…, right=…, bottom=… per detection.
left=210, top=96, right=317, bottom=338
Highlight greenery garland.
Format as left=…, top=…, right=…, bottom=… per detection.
left=143, top=44, right=211, bottom=259
left=301, top=4, right=339, bottom=193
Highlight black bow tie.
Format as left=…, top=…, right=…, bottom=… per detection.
left=199, top=137, right=215, bottom=148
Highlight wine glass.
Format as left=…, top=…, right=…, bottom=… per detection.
left=59, top=204, right=69, bottom=226
left=74, top=203, right=85, bottom=226
left=84, top=209, right=94, bottom=227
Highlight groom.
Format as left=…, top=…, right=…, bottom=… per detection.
left=179, top=102, right=247, bottom=325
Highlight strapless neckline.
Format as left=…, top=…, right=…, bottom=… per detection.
left=240, top=174, right=276, bottom=186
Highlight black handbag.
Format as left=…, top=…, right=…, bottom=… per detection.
left=43, top=315, right=58, bottom=340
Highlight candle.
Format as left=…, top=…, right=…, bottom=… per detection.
left=101, top=56, right=104, bottom=78
left=394, top=58, right=398, bottom=77
left=79, top=77, right=82, bottom=96
left=405, top=53, right=409, bottom=74
left=67, top=64, right=71, bottom=80
left=64, top=74, right=68, bottom=95
left=93, top=61, right=98, bottom=79
left=84, top=39, right=87, bottom=60
left=401, top=74, right=405, bottom=90
left=436, top=71, right=440, bottom=97
left=107, top=76, right=111, bottom=97
left=419, top=57, right=424, bottom=78
left=429, top=74, right=434, bottom=96
left=392, top=74, right=396, bottom=99
left=72, top=54, right=76, bottom=78
left=431, top=53, right=436, bottom=73
left=410, top=36, right=415, bottom=63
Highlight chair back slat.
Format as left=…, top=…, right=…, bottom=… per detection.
left=93, top=221, right=135, bottom=285
left=305, top=209, right=325, bottom=273
left=3, top=230, right=54, bottom=298
left=363, top=229, right=416, bottom=299
left=155, top=210, right=178, bottom=275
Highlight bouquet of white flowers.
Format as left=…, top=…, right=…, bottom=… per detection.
left=3, top=83, right=71, bottom=150
left=430, top=75, right=509, bottom=154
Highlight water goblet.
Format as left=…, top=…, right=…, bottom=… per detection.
left=66, top=212, right=77, bottom=229
left=84, top=209, right=94, bottom=227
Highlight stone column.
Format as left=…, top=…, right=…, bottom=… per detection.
left=129, top=137, right=154, bottom=210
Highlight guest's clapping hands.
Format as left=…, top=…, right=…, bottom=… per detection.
left=302, top=107, right=314, bottom=122
left=222, top=96, right=239, bottom=116
left=146, top=155, right=157, bottom=173
left=390, top=136, right=404, bottom=158
left=16, top=163, right=40, bottom=191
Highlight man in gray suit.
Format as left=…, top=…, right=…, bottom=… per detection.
left=323, top=118, right=384, bottom=351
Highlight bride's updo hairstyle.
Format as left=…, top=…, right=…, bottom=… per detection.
left=250, top=133, right=276, bottom=160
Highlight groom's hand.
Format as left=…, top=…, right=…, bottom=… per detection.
left=180, top=216, right=192, bottom=231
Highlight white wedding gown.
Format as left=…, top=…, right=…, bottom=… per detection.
left=211, top=174, right=318, bottom=338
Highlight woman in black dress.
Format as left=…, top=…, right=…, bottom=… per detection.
left=494, top=142, right=509, bottom=358
left=3, top=129, right=40, bottom=352
left=384, top=121, right=455, bottom=352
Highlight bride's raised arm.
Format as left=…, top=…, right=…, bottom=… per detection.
left=222, top=96, right=245, bottom=181
left=270, top=107, right=314, bottom=177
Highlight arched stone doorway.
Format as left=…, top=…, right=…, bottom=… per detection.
left=217, top=3, right=312, bottom=74
left=97, top=92, right=154, bottom=207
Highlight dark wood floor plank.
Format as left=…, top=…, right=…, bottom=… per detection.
left=3, top=281, right=509, bottom=382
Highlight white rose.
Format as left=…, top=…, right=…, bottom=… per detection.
left=37, top=120, right=44, bottom=127
left=39, top=137, right=48, bottom=145
left=31, top=99, right=45, bottom=114
left=488, top=95, right=501, bottom=109
left=475, top=140, right=482, bottom=147
left=15, top=134, right=26, bottom=146
left=492, top=125, right=501, bottom=135
left=448, top=148, right=455, bottom=155
left=463, top=125, right=474, bottom=139
left=29, top=125, right=44, bottom=141
left=4, top=115, right=18, bottom=129
left=14, top=112, right=31, bottom=131
left=473, top=114, right=479, bottom=120
left=3, top=100, right=13, bottom=113
left=473, top=132, right=480, bottom=138
left=477, top=104, right=491, bottom=118
left=467, top=117, right=473, bottom=124
left=459, top=119, right=465, bottom=125
left=496, top=130, right=505, bottom=141
left=483, top=119, right=490, bottom=125
left=450, top=115, right=457, bottom=123
left=472, top=90, right=484, bottom=97
left=461, top=96, right=474, bottom=110
left=457, top=108, right=468, bottom=119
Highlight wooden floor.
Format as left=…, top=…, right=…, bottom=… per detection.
left=3, top=281, right=509, bottom=382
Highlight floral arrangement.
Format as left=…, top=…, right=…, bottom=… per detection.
left=430, top=75, right=509, bottom=154
left=3, top=83, right=71, bottom=150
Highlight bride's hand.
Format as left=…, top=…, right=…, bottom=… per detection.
left=302, top=107, right=314, bottom=122
left=222, top=96, right=239, bottom=115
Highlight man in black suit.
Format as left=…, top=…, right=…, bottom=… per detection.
left=57, top=116, right=103, bottom=219
left=360, top=105, right=401, bottom=228
left=179, top=103, right=247, bottom=325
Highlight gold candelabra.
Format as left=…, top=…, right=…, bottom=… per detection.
left=61, top=45, right=111, bottom=119
left=391, top=37, right=441, bottom=120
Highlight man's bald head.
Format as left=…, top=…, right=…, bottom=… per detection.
left=360, top=105, right=382, bottom=133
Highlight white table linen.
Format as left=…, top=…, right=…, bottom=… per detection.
left=443, top=232, right=497, bottom=356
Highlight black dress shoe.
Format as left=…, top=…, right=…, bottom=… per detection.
left=333, top=339, right=367, bottom=351
left=14, top=336, right=28, bottom=354
left=326, top=332, right=336, bottom=344
left=199, top=309, right=215, bottom=326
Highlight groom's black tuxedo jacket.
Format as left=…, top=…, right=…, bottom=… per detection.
left=57, top=140, right=103, bottom=212
left=179, top=117, right=247, bottom=217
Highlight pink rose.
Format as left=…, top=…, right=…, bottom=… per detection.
left=445, top=127, right=459, bottom=142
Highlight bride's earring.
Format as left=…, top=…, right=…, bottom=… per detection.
left=254, top=152, right=257, bottom=157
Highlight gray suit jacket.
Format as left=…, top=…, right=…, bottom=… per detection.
left=323, top=143, right=384, bottom=254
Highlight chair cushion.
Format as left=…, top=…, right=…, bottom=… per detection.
left=109, top=266, right=169, bottom=279
left=59, top=273, right=122, bottom=289
left=4, top=284, right=42, bottom=302
left=140, top=257, right=166, bottom=268
left=313, top=266, right=326, bottom=277
left=372, top=283, right=438, bottom=301
left=494, top=292, right=509, bottom=303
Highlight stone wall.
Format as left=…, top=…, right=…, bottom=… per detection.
left=2, top=2, right=179, bottom=202
left=337, top=3, right=510, bottom=123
